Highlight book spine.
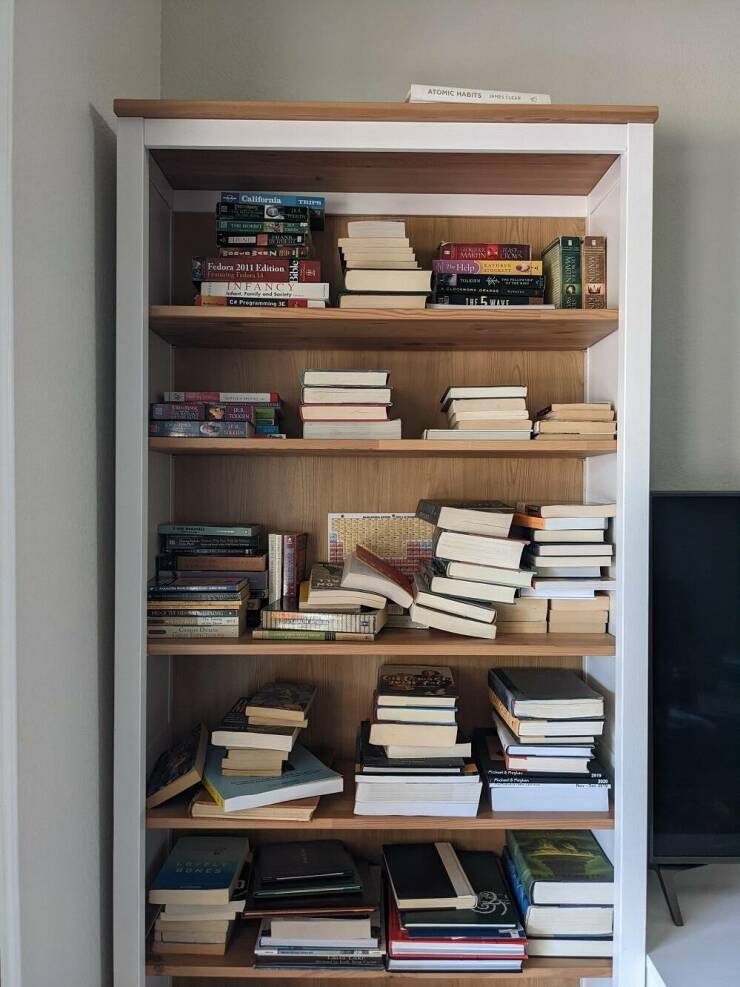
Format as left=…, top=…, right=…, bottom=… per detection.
left=192, top=258, right=320, bottom=283
left=147, top=592, right=245, bottom=602
left=163, top=393, right=281, bottom=407
left=199, top=280, right=328, bottom=298
left=217, top=203, right=310, bottom=222
left=216, top=219, right=309, bottom=234
left=505, top=835, right=538, bottom=903
left=158, top=523, right=263, bottom=537
left=147, top=625, right=241, bottom=637
left=148, top=421, right=253, bottom=438
left=251, top=630, right=376, bottom=641
left=220, top=191, right=326, bottom=210
left=217, top=233, right=309, bottom=247
left=218, top=246, right=313, bottom=258
left=204, top=404, right=256, bottom=422
left=582, top=236, right=607, bottom=309
left=432, top=294, right=546, bottom=306
left=432, top=259, right=543, bottom=275
left=150, top=403, right=206, bottom=420
left=268, top=533, right=283, bottom=603
left=195, top=296, right=315, bottom=308
left=261, top=612, right=380, bottom=633
left=282, top=534, right=296, bottom=598
left=147, top=615, right=241, bottom=626
left=407, top=84, right=551, bottom=104
left=544, top=237, right=582, bottom=308
left=433, top=274, right=545, bottom=294
left=439, top=243, right=531, bottom=261
left=145, top=608, right=242, bottom=618
left=501, top=849, right=529, bottom=924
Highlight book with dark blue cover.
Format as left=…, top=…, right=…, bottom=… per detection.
left=149, top=836, right=250, bottom=905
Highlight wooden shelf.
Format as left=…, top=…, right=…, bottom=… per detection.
left=145, top=920, right=613, bottom=980
left=150, top=305, right=619, bottom=351
left=147, top=628, right=615, bottom=658
left=149, top=437, right=617, bottom=458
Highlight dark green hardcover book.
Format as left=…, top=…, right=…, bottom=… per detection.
left=542, top=236, right=582, bottom=308
left=506, top=830, right=613, bottom=905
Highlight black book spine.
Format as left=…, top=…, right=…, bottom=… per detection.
left=433, top=273, right=546, bottom=294
left=432, top=293, right=546, bottom=306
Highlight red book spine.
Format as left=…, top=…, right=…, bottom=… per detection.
left=281, top=533, right=307, bottom=598
left=193, top=257, right=320, bottom=283
left=439, top=243, right=531, bottom=261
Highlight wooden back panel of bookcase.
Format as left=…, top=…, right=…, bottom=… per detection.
left=168, top=212, right=589, bottom=987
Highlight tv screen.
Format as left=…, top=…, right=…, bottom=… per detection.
left=650, top=492, right=740, bottom=862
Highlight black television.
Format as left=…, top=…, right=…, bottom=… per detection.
left=650, top=491, right=740, bottom=874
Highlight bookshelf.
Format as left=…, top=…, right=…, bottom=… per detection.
left=114, top=100, right=655, bottom=986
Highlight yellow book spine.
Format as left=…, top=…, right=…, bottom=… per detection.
left=201, top=775, right=225, bottom=809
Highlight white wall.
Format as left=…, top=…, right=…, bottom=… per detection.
left=160, top=0, right=740, bottom=489
left=11, top=2, right=160, bottom=984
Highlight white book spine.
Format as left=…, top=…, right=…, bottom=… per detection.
left=406, top=84, right=551, bottom=105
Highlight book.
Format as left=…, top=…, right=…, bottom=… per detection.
left=368, top=719, right=458, bottom=747
left=514, top=513, right=608, bottom=531
left=192, top=257, right=320, bottom=283
left=528, top=528, right=605, bottom=544
left=261, top=596, right=387, bottom=635
left=149, top=836, right=250, bottom=905
left=441, top=385, right=527, bottom=402
left=444, top=560, right=533, bottom=589
left=542, top=236, right=582, bottom=308
left=494, top=714, right=595, bottom=758
left=301, top=386, right=391, bottom=405
left=212, top=698, right=300, bottom=751
left=161, top=393, right=280, bottom=407
left=145, top=724, right=208, bottom=808
left=338, top=237, right=410, bottom=248
left=338, top=294, right=428, bottom=309
left=244, top=683, right=316, bottom=725
left=409, top=603, right=497, bottom=639
left=582, top=235, right=607, bottom=310
left=385, top=741, right=471, bottom=759
left=216, top=202, right=310, bottom=223
left=413, top=572, right=496, bottom=623
left=147, top=624, right=244, bottom=639
left=406, top=84, right=550, bottom=105
left=374, top=704, right=457, bottom=725
left=434, top=273, right=545, bottom=294
left=217, top=234, right=309, bottom=248
left=506, top=830, right=614, bottom=905
left=303, top=369, right=389, bottom=387
left=343, top=269, right=432, bottom=293
left=432, top=295, right=549, bottom=307
left=383, top=842, right=476, bottom=910
left=307, top=562, right=385, bottom=610
left=300, top=405, right=389, bottom=422
left=533, top=419, right=616, bottom=435
left=357, top=722, right=464, bottom=773
left=251, top=629, right=377, bottom=642
left=258, top=839, right=357, bottom=885
left=174, top=554, right=266, bottom=572
left=195, top=296, right=325, bottom=308
left=488, top=691, right=603, bottom=738
left=527, top=542, right=613, bottom=557
left=417, top=499, right=513, bottom=537
left=243, top=860, right=381, bottom=919
left=432, top=259, right=543, bottom=275
left=341, top=547, right=413, bottom=608
left=220, top=192, right=325, bottom=230
left=216, top=219, right=309, bottom=234
left=190, top=788, right=319, bottom=822
left=526, top=937, right=613, bottom=958
left=302, top=420, right=402, bottom=439
left=149, top=421, right=255, bottom=439
left=537, top=406, right=615, bottom=422
left=488, top=668, right=605, bottom=720
left=433, top=530, right=527, bottom=569
left=199, top=281, right=329, bottom=300
left=376, top=664, right=457, bottom=707
left=203, top=745, right=343, bottom=812
left=346, top=220, right=407, bottom=237
left=423, top=429, right=531, bottom=441
left=518, top=501, right=616, bottom=519
left=439, top=243, right=530, bottom=261
left=283, top=532, right=307, bottom=599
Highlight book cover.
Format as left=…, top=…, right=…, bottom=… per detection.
left=150, top=402, right=206, bottom=420
left=216, top=219, right=309, bottom=234
left=282, top=532, right=308, bottom=598
left=505, top=831, right=614, bottom=896
left=244, top=682, right=316, bottom=720
left=582, top=236, right=607, bottom=309
left=383, top=843, right=476, bottom=910
left=439, top=243, right=531, bottom=261
left=145, top=723, right=208, bottom=809
left=376, top=665, right=457, bottom=706
left=216, top=233, right=309, bottom=248
left=220, top=191, right=325, bottom=230
left=355, top=544, right=414, bottom=598
left=488, top=668, right=604, bottom=715
left=542, top=236, right=582, bottom=308
left=149, top=836, right=250, bottom=902
left=258, top=839, right=357, bottom=884
left=432, top=294, right=547, bottom=307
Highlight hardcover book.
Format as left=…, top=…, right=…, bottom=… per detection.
left=582, top=236, right=607, bottom=310
left=376, top=665, right=457, bottom=707
left=341, top=547, right=413, bottom=608
left=432, top=259, right=543, bottom=276
left=258, top=840, right=357, bottom=885
left=505, top=830, right=614, bottom=905
left=191, top=257, right=320, bottom=283
left=383, top=842, right=476, bottom=910
left=488, top=668, right=605, bottom=721
left=542, top=236, right=582, bottom=309
left=149, top=421, right=254, bottom=439
left=145, top=723, right=208, bottom=809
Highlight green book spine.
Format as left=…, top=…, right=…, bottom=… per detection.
left=542, top=237, right=582, bottom=308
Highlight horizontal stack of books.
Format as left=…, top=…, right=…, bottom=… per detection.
left=267, top=530, right=308, bottom=602
left=149, top=390, right=284, bottom=439
left=503, top=830, right=614, bottom=958
left=250, top=841, right=385, bottom=972
left=356, top=665, right=481, bottom=817
left=147, top=574, right=250, bottom=640
left=384, top=842, right=527, bottom=972
left=547, top=596, right=611, bottom=634
left=153, top=521, right=267, bottom=630
left=429, top=242, right=549, bottom=309
left=194, top=191, right=328, bottom=308
left=533, top=402, right=616, bottom=441
left=492, top=597, right=548, bottom=634
left=423, top=384, right=532, bottom=440
left=478, top=667, right=610, bottom=812
left=300, top=368, right=401, bottom=439
left=149, top=836, right=250, bottom=956
left=338, top=220, right=432, bottom=309
left=411, top=500, right=530, bottom=639
left=515, top=502, right=616, bottom=612
left=542, top=235, right=607, bottom=309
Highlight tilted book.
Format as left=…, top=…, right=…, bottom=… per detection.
left=145, top=723, right=207, bottom=809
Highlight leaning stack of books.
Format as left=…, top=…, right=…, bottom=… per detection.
left=384, top=842, right=527, bottom=973
left=153, top=521, right=267, bottom=629
left=149, top=390, right=284, bottom=439
left=300, top=368, right=401, bottom=439
left=149, top=836, right=250, bottom=956
left=533, top=402, right=616, bottom=442
left=356, top=665, right=481, bottom=817
left=429, top=243, right=548, bottom=308
left=338, top=220, right=432, bottom=309
left=477, top=667, right=610, bottom=813
left=410, top=500, right=530, bottom=639
left=147, top=574, right=250, bottom=640
left=422, top=384, right=532, bottom=440
left=250, top=840, right=385, bottom=972
left=514, top=502, right=616, bottom=618
left=193, top=191, right=329, bottom=309
left=502, top=830, right=614, bottom=958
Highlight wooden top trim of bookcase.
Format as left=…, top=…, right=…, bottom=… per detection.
left=149, top=306, right=619, bottom=351
left=115, top=98, right=658, bottom=124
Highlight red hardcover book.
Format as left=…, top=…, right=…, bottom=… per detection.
left=282, top=532, right=308, bottom=598
left=439, top=243, right=531, bottom=261
left=192, top=256, right=320, bottom=283
left=355, top=544, right=414, bottom=599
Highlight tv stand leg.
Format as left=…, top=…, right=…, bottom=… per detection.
left=655, top=867, right=685, bottom=926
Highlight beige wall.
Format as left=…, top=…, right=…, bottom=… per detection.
left=12, top=2, right=160, bottom=984
left=161, top=0, right=740, bottom=489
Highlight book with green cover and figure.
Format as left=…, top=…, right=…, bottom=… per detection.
left=505, top=830, right=614, bottom=905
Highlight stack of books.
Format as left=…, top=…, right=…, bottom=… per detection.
left=149, top=390, right=284, bottom=439
left=193, top=191, right=328, bottom=309
left=220, top=684, right=315, bottom=776
left=533, top=402, right=616, bottom=441
left=491, top=597, right=548, bottom=634
left=149, top=836, right=250, bottom=956
left=502, top=830, right=614, bottom=958
left=300, top=368, right=401, bottom=439
left=267, top=530, right=308, bottom=602
left=337, top=220, right=432, bottom=309
left=429, top=243, right=549, bottom=308
left=356, top=664, right=481, bottom=817
left=154, top=521, right=267, bottom=629
left=547, top=596, right=611, bottom=634
left=146, top=575, right=250, bottom=640
left=384, top=842, right=527, bottom=972
left=423, top=384, right=532, bottom=440
left=411, top=500, right=530, bottom=639
left=250, top=841, right=385, bottom=972
left=514, top=502, right=616, bottom=610
left=477, top=667, right=610, bottom=812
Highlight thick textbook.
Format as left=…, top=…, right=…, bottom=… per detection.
left=505, top=830, right=614, bottom=905
left=384, top=843, right=476, bottom=910
left=149, top=836, right=250, bottom=905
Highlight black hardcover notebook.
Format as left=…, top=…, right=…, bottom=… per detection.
left=257, top=839, right=358, bottom=885
left=488, top=668, right=605, bottom=720
left=383, top=843, right=476, bottom=910
left=243, top=861, right=380, bottom=918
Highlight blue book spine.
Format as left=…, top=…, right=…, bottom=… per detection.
left=501, top=847, right=530, bottom=926
left=221, top=191, right=325, bottom=210
left=255, top=424, right=282, bottom=435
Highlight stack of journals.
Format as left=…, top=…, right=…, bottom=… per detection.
left=267, top=531, right=308, bottom=602
left=533, top=402, right=616, bottom=441
left=149, top=837, right=250, bottom=956
left=515, top=502, right=616, bottom=609
left=300, top=368, right=401, bottom=439
left=193, top=191, right=328, bottom=309
left=384, top=843, right=527, bottom=972
left=423, top=384, right=532, bottom=440
left=250, top=841, right=385, bottom=972
left=502, top=830, right=614, bottom=958
left=411, top=500, right=530, bottom=639
left=429, top=245, right=548, bottom=309
left=146, top=575, right=250, bottom=640
left=338, top=220, right=431, bottom=309
left=356, top=665, right=481, bottom=817
left=149, top=390, right=284, bottom=438
left=478, top=667, right=610, bottom=813
left=154, top=521, right=266, bottom=629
